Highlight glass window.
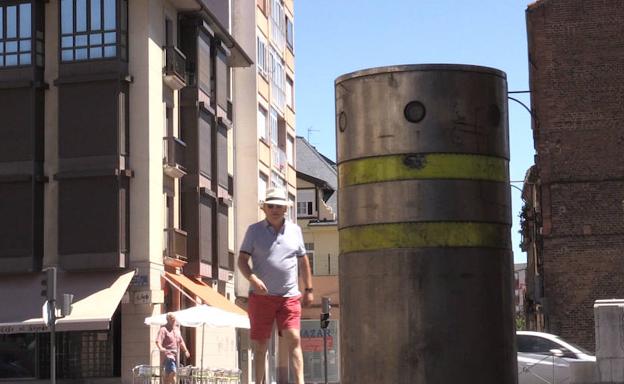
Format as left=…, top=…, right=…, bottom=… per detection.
left=270, top=171, right=285, bottom=190
left=286, top=134, right=294, bottom=164
left=258, top=104, right=268, bottom=140
left=19, top=4, right=31, bottom=38
left=297, top=189, right=315, bottom=216
left=307, top=251, right=315, bottom=275
left=103, top=0, right=116, bottom=29
left=257, top=34, right=268, bottom=77
left=0, top=333, right=37, bottom=378
left=7, top=6, right=17, bottom=38
left=91, top=0, right=101, bottom=30
left=269, top=47, right=285, bottom=111
left=286, top=75, right=294, bottom=109
left=288, top=193, right=296, bottom=222
left=76, top=0, right=87, bottom=32
left=516, top=335, right=560, bottom=355
left=60, top=0, right=126, bottom=62
left=0, top=2, right=33, bottom=68
left=286, top=16, right=294, bottom=50
left=258, top=172, right=268, bottom=204
left=269, top=107, right=279, bottom=146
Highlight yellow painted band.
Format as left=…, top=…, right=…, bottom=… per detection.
left=340, top=222, right=510, bottom=254
left=339, top=153, right=508, bottom=187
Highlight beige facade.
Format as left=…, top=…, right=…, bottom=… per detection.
left=232, top=1, right=298, bottom=383
left=232, top=0, right=297, bottom=296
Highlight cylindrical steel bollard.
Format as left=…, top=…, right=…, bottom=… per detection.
left=335, top=64, right=517, bottom=384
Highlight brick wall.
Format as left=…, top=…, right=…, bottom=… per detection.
left=527, top=0, right=624, bottom=350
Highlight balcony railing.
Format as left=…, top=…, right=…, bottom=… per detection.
left=163, top=46, right=187, bottom=90
left=163, top=136, right=187, bottom=178
left=163, top=228, right=188, bottom=261
left=272, top=146, right=287, bottom=174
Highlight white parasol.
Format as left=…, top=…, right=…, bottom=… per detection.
left=144, top=305, right=249, bottom=329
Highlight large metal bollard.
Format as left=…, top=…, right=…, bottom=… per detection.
left=335, top=64, right=517, bottom=383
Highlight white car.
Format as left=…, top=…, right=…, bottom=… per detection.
left=517, top=331, right=596, bottom=384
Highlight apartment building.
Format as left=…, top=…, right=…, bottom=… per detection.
left=0, top=0, right=253, bottom=382
left=232, top=1, right=297, bottom=382
left=523, top=0, right=624, bottom=350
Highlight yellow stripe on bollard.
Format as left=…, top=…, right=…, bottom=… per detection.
left=339, top=153, right=508, bottom=187
left=340, top=222, right=510, bottom=254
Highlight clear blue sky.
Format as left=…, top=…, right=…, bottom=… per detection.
left=294, top=0, right=534, bottom=264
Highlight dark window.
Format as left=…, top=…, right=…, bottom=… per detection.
left=58, top=177, right=120, bottom=256
left=198, top=112, right=212, bottom=178
left=306, top=252, right=314, bottom=275
left=60, top=0, right=127, bottom=62
left=1, top=311, right=120, bottom=379
left=199, top=193, right=213, bottom=265
left=197, top=32, right=211, bottom=96
left=0, top=333, right=37, bottom=378
left=516, top=335, right=561, bottom=355
left=286, top=15, right=293, bottom=50
left=217, top=125, right=227, bottom=189
left=215, top=47, right=228, bottom=110
left=38, top=312, right=121, bottom=378
left=217, top=203, right=229, bottom=269
left=0, top=2, right=33, bottom=68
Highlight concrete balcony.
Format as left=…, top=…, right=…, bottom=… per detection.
left=163, top=46, right=187, bottom=90
left=163, top=228, right=188, bottom=262
left=163, top=136, right=187, bottom=178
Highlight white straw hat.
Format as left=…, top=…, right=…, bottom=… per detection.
left=263, top=188, right=290, bottom=206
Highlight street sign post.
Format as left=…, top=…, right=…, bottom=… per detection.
left=321, top=297, right=331, bottom=384
left=40, top=267, right=74, bottom=384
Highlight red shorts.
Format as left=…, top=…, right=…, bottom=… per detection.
left=248, top=293, right=302, bottom=340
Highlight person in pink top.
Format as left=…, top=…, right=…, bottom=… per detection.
left=155, top=313, right=190, bottom=384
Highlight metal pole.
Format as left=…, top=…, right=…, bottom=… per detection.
left=50, top=301, right=56, bottom=384
left=323, top=328, right=328, bottom=384
left=201, top=323, right=205, bottom=373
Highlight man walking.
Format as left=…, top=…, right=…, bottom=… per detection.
left=156, top=313, right=190, bottom=384
left=238, top=188, right=314, bottom=384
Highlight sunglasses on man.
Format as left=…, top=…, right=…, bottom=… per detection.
left=265, top=204, right=284, bottom=209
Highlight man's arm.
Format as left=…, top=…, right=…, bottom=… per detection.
left=238, top=251, right=268, bottom=294
left=155, top=328, right=165, bottom=352
left=177, top=330, right=191, bottom=358
left=299, top=254, right=314, bottom=307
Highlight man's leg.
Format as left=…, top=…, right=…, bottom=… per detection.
left=253, top=339, right=269, bottom=384
left=281, top=328, right=304, bottom=384
left=163, top=359, right=175, bottom=384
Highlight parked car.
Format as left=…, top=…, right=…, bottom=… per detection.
left=517, top=331, right=595, bottom=384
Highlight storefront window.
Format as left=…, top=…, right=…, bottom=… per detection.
left=0, top=333, right=37, bottom=378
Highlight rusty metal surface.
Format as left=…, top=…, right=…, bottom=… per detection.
left=335, top=64, right=509, bottom=164
left=339, top=179, right=511, bottom=229
left=335, top=64, right=517, bottom=384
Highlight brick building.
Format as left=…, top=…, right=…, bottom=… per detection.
left=523, top=0, right=624, bottom=350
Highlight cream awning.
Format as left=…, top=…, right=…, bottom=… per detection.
left=0, top=269, right=134, bottom=334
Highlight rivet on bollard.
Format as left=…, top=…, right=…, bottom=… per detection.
left=404, top=101, right=426, bottom=123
